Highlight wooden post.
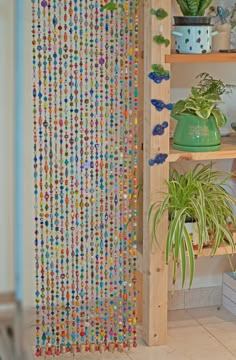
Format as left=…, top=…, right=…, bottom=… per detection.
left=143, top=0, right=171, bottom=346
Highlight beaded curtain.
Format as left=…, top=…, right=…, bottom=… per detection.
left=32, top=0, right=138, bottom=356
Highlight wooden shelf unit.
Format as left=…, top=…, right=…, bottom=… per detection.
left=169, top=136, right=236, bottom=162
left=165, top=52, right=236, bottom=63
left=141, top=0, right=236, bottom=349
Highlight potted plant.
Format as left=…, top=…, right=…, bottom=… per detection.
left=174, top=0, right=213, bottom=25
left=172, top=0, right=217, bottom=53
left=171, top=72, right=235, bottom=152
left=148, top=163, right=236, bottom=288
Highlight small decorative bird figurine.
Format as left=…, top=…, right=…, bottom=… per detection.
left=217, top=6, right=228, bottom=24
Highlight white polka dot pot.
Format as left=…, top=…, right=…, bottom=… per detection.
left=172, top=26, right=218, bottom=54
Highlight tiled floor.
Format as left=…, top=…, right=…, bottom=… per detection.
left=23, top=306, right=236, bottom=360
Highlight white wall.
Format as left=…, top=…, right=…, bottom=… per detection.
left=0, top=0, right=34, bottom=307
left=0, top=0, right=14, bottom=294
left=22, top=0, right=34, bottom=307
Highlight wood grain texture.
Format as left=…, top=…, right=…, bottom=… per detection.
left=166, top=53, right=236, bottom=63
left=143, top=0, right=171, bottom=346
left=137, top=0, right=144, bottom=251
left=138, top=237, right=236, bottom=259
left=195, top=244, right=236, bottom=257
left=169, top=136, right=236, bottom=162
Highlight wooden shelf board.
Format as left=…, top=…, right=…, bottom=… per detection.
left=169, top=136, right=236, bottom=162
left=165, top=52, right=236, bottom=63
left=137, top=244, right=236, bottom=266
left=195, top=244, right=236, bottom=257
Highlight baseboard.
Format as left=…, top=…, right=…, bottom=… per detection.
left=168, top=286, right=222, bottom=310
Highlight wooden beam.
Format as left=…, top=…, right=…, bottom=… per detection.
left=143, top=0, right=171, bottom=346
left=137, top=0, right=144, bottom=251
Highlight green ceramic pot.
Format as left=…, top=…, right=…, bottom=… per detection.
left=172, top=113, right=221, bottom=152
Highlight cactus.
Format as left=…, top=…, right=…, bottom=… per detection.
left=176, top=0, right=212, bottom=16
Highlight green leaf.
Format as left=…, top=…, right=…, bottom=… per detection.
left=195, top=107, right=211, bottom=119
left=176, top=0, right=192, bottom=15
left=204, top=93, right=221, bottom=102
left=211, top=109, right=226, bottom=128
left=198, top=0, right=212, bottom=16
left=183, top=226, right=195, bottom=288
left=186, top=0, right=200, bottom=16
left=184, top=98, right=199, bottom=111
left=191, top=87, right=201, bottom=98
left=180, top=234, right=187, bottom=287
left=171, top=100, right=186, bottom=115
left=166, top=209, right=186, bottom=265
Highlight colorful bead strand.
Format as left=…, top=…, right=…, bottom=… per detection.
left=32, top=0, right=139, bottom=354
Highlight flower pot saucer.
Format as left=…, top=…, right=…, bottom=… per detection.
left=173, top=143, right=221, bottom=152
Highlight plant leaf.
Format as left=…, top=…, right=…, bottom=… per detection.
left=198, top=0, right=212, bottom=16
left=171, top=100, right=186, bottom=115
left=186, top=0, right=199, bottom=16
left=183, top=226, right=195, bottom=288
left=211, top=109, right=226, bottom=128
left=176, top=0, right=192, bottom=15
left=195, top=108, right=211, bottom=119
left=179, top=234, right=187, bottom=288
left=204, top=93, right=221, bottom=102
left=166, top=208, right=186, bottom=265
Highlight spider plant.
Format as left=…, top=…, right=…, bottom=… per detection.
left=148, top=163, right=236, bottom=288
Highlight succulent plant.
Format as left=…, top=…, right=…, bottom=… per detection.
left=176, top=0, right=212, bottom=16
